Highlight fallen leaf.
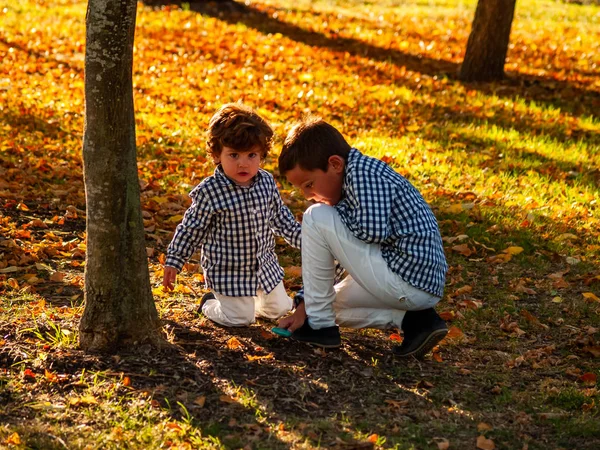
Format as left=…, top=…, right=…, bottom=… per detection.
left=389, top=333, right=402, bottom=341
left=503, top=246, right=524, bottom=255
left=582, top=292, right=600, bottom=303
left=477, top=422, right=492, bottom=432
left=45, top=369, right=59, bottom=383
left=219, top=395, right=237, bottom=404
left=452, top=244, right=474, bottom=257
left=227, top=337, right=243, bottom=350
left=476, top=435, right=495, bottom=450
left=578, top=373, right=597, bottom=385
left=445, top=326, right=465, bottom=340
left=5, top=432, right=21, bottom=445
left=435, top=438, right=450, bottom=450
left=367, top=434, right=378, bottom=443
left=194, top=396, right=206, bottom=407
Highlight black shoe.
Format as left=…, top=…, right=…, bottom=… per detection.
left=393, top=308, right=448, bottom=359
left=292, top=320, right=341, bottom=348
left=197, top=292, right=215, bottom=315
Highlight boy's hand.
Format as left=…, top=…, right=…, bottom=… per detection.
left=278, top=302, right=306, bottom=332
left=162, top=266, right=178, bottom=291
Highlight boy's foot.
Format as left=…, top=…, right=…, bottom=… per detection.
left=393, top=308, right=448, bottom=359
left=197, top=292, right=215, bottom=315
left=292, top=320, right=341, bottom=348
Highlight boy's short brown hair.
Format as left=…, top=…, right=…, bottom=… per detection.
left=206, top=103, right=273, bottom=162
left=279, top=116, right=351, bottom=175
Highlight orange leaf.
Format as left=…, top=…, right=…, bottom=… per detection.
left=260, top=329, right=276, bottom=340
left=389, top=333, right=402, bottom=341
left=579, top=373, right=597, bottom=385
left=227, top=337, right=243, bottom=350
left=45, top=369, right=59, bottom=383
left=476, top=435, right=495, bottom=450
left=583, top=292, right=600, bottom=303
left=367, top=434, right=378, bottom=443
left=452, top=244, right=474, bottom=257
left=194, top=396, right=206, bottom=408
left=445, top=326, right=465, bottom=340
left=17, top=202, right=29, bottom=211
left=122, top=376, right=131, bottom=387
left=439, top=311, right=455, bottom=321
left=219, top=395, right=236, bottom=403
left=5, top=432, right=21, bottom=445
left=24, top=368, right=36, bottom=379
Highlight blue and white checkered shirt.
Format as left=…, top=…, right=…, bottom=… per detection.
left=335, top=148, right=447, bottom=297
left=165, top=166, right=301, bottom=297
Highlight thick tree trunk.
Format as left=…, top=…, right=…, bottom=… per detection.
left=459, top=0, right=517, bottom=82
left=80, top=0, right=161, bottom=352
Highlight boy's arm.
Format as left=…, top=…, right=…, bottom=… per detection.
left=165, top=188, right=213, bottom=271
left=269, top=188, right=302, bottom=248
left=336, top=171, right=394, bottom=244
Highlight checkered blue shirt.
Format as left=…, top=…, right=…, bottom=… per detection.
left=335, top=148, right=447, bottom=297
left=165, top=166, right=301, bottom=297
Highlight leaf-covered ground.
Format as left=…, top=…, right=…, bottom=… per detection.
left=1, top=0, right=599, bottom=448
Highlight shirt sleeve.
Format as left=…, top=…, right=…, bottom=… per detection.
left=165, top=187, right=213, bottom=271
left=335, top=169, right=394, bottom=244
left=269, top=186, right=302, bottom=249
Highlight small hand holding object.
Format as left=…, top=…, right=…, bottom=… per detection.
left=271, top=327, right=292, bottom=337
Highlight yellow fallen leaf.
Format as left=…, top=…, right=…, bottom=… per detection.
left=583, top=292, right=600, bottom=303
left=551, top=296, right=563, bottom=303
left=503, top=246, right=524, bottom=255
left=5, top=432, right=21, bottom=445
left=167, top=214, right=184, bottom=223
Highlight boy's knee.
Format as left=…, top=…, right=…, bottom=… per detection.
left=303, top=203, right=336, bottom=228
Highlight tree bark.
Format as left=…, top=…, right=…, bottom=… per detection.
left=80, top=0, right=161, bottom=352
left=459, top=0, right=517, bottom=82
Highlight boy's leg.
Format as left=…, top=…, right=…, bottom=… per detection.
left=254, top=281, right=293, bottom=320
left=302, top=203, right=439, bottom=329
left=202, top=292, right=255, bottom=327
left=333, top=275, right=405, bottom=329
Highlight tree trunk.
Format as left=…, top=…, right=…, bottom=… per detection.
left=80, top=0, right=161, bottom=352
left=459, top=0, right=517, bottom=82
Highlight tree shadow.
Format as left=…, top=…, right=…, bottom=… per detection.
left=141, top=0, right=599, bottom=119
left=0, top=35, right=83, bottom=75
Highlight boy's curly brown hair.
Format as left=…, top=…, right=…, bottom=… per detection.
left=206, top=103, right=274, bottom=162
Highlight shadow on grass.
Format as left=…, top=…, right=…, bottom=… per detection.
left=0, top=312, right=481, bottom=448
left=141, top=0, right=600, bottom=119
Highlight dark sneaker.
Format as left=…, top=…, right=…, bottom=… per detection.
left=197, top=292, right=215, bottom=315
left=393, top=308, right=448, bottom=359
left=292, top=320, right=341, bottom=348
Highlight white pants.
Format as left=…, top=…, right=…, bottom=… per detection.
left=302, top=203, right=440, bottom=330
left=202, top=281, right=292, bottom=327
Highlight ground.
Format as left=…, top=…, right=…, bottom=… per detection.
left=1, top=0, right=600, bottom=448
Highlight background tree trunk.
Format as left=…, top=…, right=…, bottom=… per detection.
left=459, top=0, right=517, bottom=82
left=80, top=0, right=161, bottom=352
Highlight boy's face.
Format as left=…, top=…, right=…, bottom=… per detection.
left=217, top=146, right=261, bottom=186
left=285, top=155, right=345, bottom=206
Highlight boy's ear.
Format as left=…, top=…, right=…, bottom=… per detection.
left=328, top=155, right=345, bottom=174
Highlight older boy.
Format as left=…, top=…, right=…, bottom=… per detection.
left=277, top=117, right=448, bottom=358
left=163, top=103, right=301, bottom=327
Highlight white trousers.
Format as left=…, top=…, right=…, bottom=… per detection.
left=302, top=203, right=440, bottom=330
left=202, top=281, right=292, bottom=327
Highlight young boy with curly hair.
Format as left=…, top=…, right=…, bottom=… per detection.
left=277, top=117, right=448, bottom=358
left=163, top=103, right=301, bottom=327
